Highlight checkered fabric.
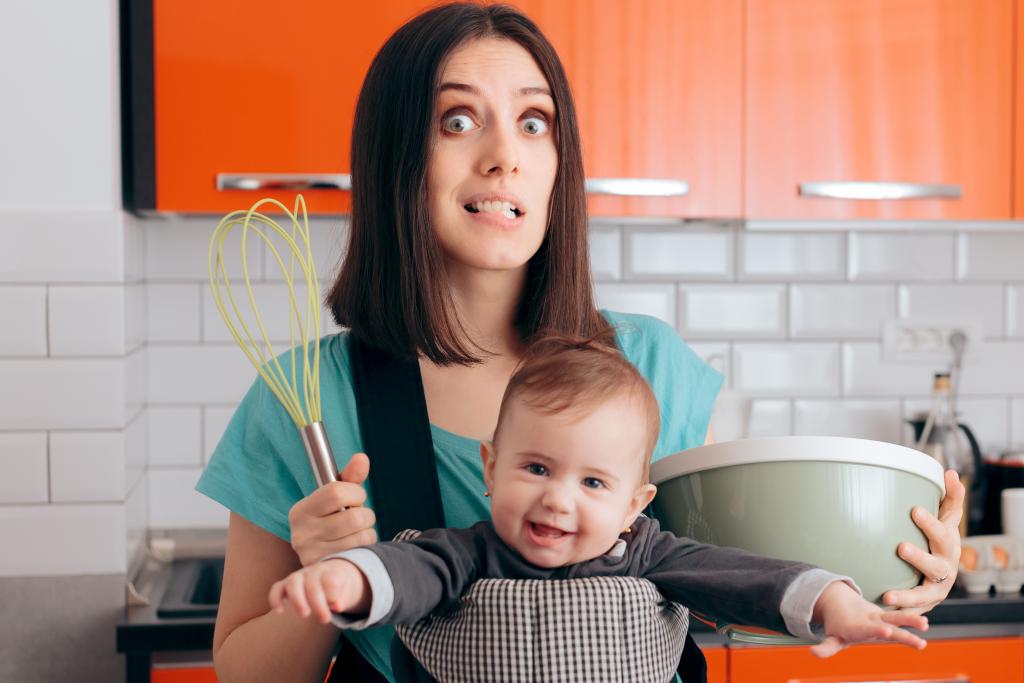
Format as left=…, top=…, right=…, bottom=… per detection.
left=394, top=570, right=689, bottom=682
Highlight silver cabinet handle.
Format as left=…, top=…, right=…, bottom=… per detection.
left=585, top=178, right=689, bottom=197
left=217, top=173, right=352, bottom=191
left=799, top=181, right=961, bottom=200
left=218, top=173, right=688, bottom=198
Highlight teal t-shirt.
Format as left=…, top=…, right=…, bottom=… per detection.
left=196, top=310, right=723, bottom=680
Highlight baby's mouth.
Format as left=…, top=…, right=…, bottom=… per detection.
left=529, top=522, right=571, bottom=539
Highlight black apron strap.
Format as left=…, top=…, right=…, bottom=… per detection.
left=348, top=337, right=446, bottom=541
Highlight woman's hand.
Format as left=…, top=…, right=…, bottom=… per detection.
left=288, top=453, right=378, bottom=567
left=882, top=469, right=966, bottom=614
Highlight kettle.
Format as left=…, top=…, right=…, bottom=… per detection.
left=907, top=415, right=985, bottom=536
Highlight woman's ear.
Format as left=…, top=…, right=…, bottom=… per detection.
left=623, top=484, right=657, bottom=530
left=480, top=441, right=497, bottom=492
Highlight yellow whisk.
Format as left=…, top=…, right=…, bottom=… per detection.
left=208, top=195, right=339, bottom=487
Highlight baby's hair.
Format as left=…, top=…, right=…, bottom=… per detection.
left=495, top=332, right=661, bottom=482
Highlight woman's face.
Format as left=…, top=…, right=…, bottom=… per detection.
left=427, top=37, right=558, bottom=276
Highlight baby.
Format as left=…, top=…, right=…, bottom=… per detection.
left=270, top=334, right=928, bottom=677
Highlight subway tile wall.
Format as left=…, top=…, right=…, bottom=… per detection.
left=127, top=221, right=1024, bottom=531
left=0, top=210, right=147, bottom=577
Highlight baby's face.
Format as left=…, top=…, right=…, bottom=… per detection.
left=482, top=395, right=657, bottom=568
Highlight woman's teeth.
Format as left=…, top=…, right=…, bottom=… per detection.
left=466, top=200, right=520, bottom=219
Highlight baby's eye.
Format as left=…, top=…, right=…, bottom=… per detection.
left=525, top=463, right=547, bottom=476
left=520, top=116, right=548, bottom=136
left=442, top=113, right=478, bottom=134
left=582, top=477, right=605, bottom=490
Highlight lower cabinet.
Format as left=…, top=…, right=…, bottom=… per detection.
left=729, top=637, right=1024, bottom=683
left=705, top=646, right=728, bottom=683
left=151, top=666, right=218, bottom=683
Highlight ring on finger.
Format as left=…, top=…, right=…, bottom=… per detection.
left=933, top=573, right=949, bottom=583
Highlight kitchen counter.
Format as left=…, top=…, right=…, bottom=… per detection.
left=117, top=559, right=1024, bottom=682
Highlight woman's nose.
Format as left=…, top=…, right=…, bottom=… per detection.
left=477, top=123, right=520, bottom=177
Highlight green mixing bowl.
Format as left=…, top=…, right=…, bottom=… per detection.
left=650, top=436, right=945, bottom=643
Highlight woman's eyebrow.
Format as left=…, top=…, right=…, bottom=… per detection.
left=437, top=82, right=552, bottom=98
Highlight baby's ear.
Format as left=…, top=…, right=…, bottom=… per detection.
left=480, top=441, right=497, bottom=489
left=624, top=484, right=657, bottom=527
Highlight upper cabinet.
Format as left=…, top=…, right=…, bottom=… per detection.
left=130, top=0, right=740, bottom=216
left=519, top=0, right=742, bottom=218
left=744, top=0, right=1014, bottom=220
left=1017, top=0, right=1024, bottom=216
left=148, top=0, right=430, bottom=214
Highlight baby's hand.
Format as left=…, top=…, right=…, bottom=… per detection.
left=268, top=559, right=370, bottom=624
left=810, top=581, right=929, bottom=658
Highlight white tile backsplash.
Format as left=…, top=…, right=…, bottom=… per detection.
left=0, top=286, right=46, bottom=355
left=1008, top=286, right=1024, bottom=338
left=790, top=284, right=895, bottom=339
left=740, top=233, right=844, bottom=280
left=627, top=229, right=732, bottom=279
left=842, top=342, right=937, bottom=397
left=48, top=285, right=125, bottom=356
left=147, top=284, right=201, bottom=343
left=957, top=233, right=1024, bottom=281
left=0, top=358, right=124, bottom=429
left=588, top=226, right=621, bottom=280
left=1011, top=399, right=1024, bottom=449
left=148, top=468, right=229, bottom=529
left=898, top=284, right=1004, bottom=337
left=679, top=285, right=786, bottom=339
left=202, top=282, right=331, bottom=343
left=0, top=211, right=124, bottom=283
left=148, top=217, right=261, bottom=281
left=0, top=504, right=126, bottom=576
left=733, top=343, right=840, bottom=396
left=955, top=341, right=1024, bottom=395
left=0, top=433, right=48, bottom=503
left=594, top=283, right=676, bottom=326
left=794, top=399, right=903, bottom=443
left=49, top=431, right=125, bottom=502
left=849, top=233, right=954, bottom=281
left=148, top=345, right=257, bottom=404
left=747, top=399, right=792, bottom=437
left=148, top=407, right=201, bottom=466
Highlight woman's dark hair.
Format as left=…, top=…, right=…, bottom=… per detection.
left=327, top=1, right=613, bottom=364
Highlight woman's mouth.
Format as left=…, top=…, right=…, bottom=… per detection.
left=464, top=200, right=523, bottom=219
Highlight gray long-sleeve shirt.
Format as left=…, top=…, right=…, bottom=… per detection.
left=327, top=515, right=854, bottom=640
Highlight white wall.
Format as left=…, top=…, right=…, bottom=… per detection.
left=0, top=0, right=146, bottom=578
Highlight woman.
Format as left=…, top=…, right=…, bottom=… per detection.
left=197, top=4, right=964, bottom=682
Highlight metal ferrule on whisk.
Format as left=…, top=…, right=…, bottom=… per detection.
left=301, top=422, right=340, bottom=487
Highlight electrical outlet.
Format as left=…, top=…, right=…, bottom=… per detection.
left=882, top=319, right=985, bottom=363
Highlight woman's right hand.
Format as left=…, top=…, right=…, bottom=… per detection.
left=287, top=452, right=378, bottom=567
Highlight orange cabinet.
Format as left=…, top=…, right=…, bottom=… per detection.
left=138, top=0, right=740, bottom=216
left=151, top=665, right=218, bottom=682
left=745, top=0, right=1014, bottom=220
left=1016, top=0, right=1024, bottom=216
left=515, top=0, right=742, bottom=218
left=705, top=645, right=729, bottom=683
left=729, top=637, right=1024, bottom=683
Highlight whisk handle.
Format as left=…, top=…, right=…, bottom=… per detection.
left=301, top=422, right=340, bottom=487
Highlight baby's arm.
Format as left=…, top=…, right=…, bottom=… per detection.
left=810, top=581, right=928, bottom=657
left=269, top=559, right=370, bottom=624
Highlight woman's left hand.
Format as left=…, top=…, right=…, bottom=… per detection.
left=881, top=469, right=966, bottom=614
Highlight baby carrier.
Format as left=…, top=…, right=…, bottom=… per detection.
left=331, top=337, right=709, bottom=683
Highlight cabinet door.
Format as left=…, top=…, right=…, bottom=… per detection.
left=730, top=637, right=1024, bottom=683
left=519, top=0, right=742, bottom=218
left=152, top=665, right=218, bottom=682
left=151, top=0, right=741, bottom=217
left=704, top=645, right=728, bottom=683
left=1017, top=0, right=1024, bottom=216
left=745, top=0, right=1013, bottom=220
left=153, top=0, right=430, bottom=213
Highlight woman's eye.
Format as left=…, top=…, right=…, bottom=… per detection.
left=582, top=477, right=605, bottom=490
left=442, top=113, right=477, bottom=134
left=526, top=463, right=547, bottom=476
left=520, top=116, right=548, bottom=136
